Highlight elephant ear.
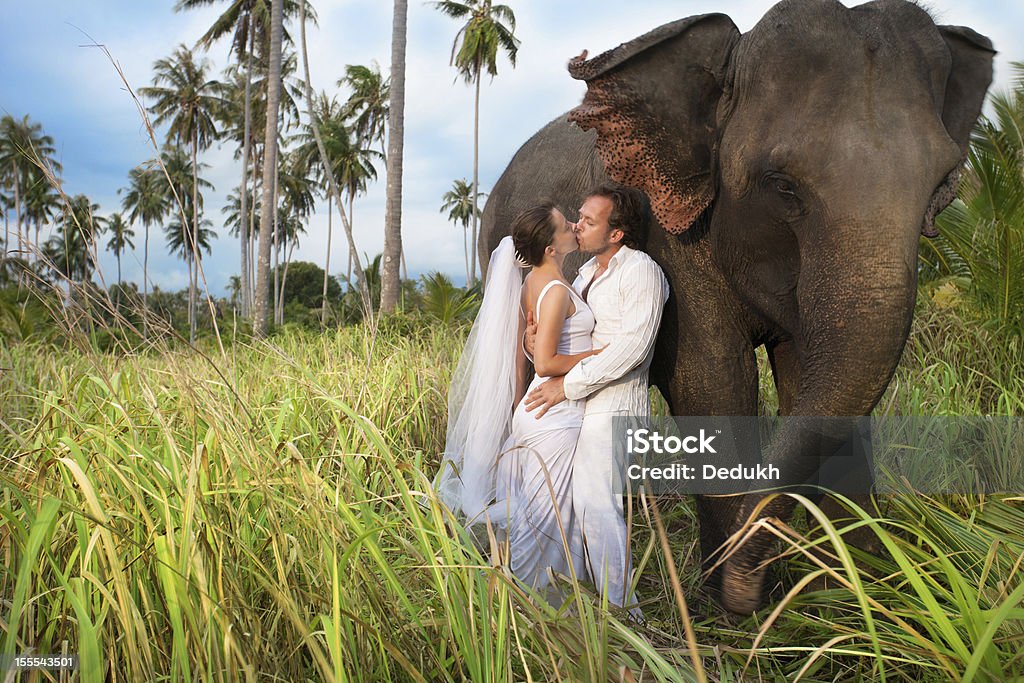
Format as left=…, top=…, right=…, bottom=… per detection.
left=568, top=14, right=739, bottom=235
left=921, top=25, right=995, bottom=238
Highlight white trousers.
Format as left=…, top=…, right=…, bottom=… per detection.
left=572, top=409, right=639, bottom=610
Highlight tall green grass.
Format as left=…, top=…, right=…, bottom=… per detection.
left=1, top=302, right=1022, bottom=680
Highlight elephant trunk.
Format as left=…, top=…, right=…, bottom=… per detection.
left=722, top=205, right=923, bottom=614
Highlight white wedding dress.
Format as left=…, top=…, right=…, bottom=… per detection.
left=488, top=280, right=595, bottom=600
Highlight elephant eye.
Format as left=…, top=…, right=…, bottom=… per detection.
left=762, top=171, right=807, bottom=218
left=773, top=177, right=797, bottom=197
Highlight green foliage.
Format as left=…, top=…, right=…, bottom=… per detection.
left=338, top=62, right=389, bottom=151
left=418, top=271, right=480, bottom=324
left=275, top=260, right=342, bottom=309
left=1, top=301, right=1021, bottom=679
left=923, top=61, right=1024, bottom=335
left=0, top=287, right=59, bottom=345
left=434, top=0, right=520, bottom=82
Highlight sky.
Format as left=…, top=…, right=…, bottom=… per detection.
left=1, top=0, right=1021, bottom=297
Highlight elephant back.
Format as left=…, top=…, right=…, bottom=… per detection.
left=480, top=114, right=607, bottom=283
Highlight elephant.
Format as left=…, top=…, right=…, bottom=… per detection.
left=479, top=0, right=994, bottom=614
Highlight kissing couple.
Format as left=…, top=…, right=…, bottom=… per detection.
left=436, top=182, right=669, bottom=617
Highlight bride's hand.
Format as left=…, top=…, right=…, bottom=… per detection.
left=591, top=344, right=607, bottom=357
left=524, top=310, right=538, bottom=356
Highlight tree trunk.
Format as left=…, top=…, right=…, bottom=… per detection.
left=12, top=162, right=22, bottom=287
left=273, top=166, right=280, bottom=327
left=190, top=129, right=200, bottom=343
left=348, top=194, right=355, bottom=284
left=275, top=232, right=283, bottom=325
left=463, top=222, right=470, bottom=285
left=250, top=150, right=260, bottom=314
left=321, top=192, right=333, bottom=328
left=254, top=0, right=282, bottom=339
left=190, top=257, right=197, bottom=340
left=239, top=13, right=255, bottom=320
left=280, top=239, right=295, bottom=322
left=379, top=0, right=408, bottom=312
left=11, top=162, right=21, bottom=259
left=143, top=223, right=149, bottom=340
left=297, top=0, right=372, bottom=319
left=470, top=73, right=480, bottom=287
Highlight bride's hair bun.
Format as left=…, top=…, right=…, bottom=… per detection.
left=511, top=201, right=558, bottom=268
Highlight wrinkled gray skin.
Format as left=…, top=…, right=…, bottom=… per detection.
left=480, top=0, right=993, bottom=614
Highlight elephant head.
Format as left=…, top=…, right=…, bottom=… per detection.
left=565, top=0, right=994, bottom=613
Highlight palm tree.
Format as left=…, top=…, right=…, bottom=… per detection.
left=296, top=0, right=373, bottom=320
left=104, top=212, right=135, bottom=291
left=140, top=45, right=223, bottom=339
left=160, top=145, right=214, bottom=341
left=47, top=194, right=101, bottom=288
left=24, top=179, right=61, bottom=264
left=176, top=0, right=314, bottom=57
left=433, top=0, right=519, bottom=286
left=337, top=133, right=382, bottom=288
left=339, top=63, right=389, bottom=155
left=189, top=0, right=261, bottom=319
left=223, top=187, right=260, bottom=243
left=165, top=213, right=216, bottom=336
left=380, top=0, right=408, bottom=312
left=273, top=151, right=315, bottom=323
left=419, top=271, right=479, bottom=323
left=254, top=0, right=285, bottom=337
left=293, top=98, right=382, bottom=289
left=121, top=163, right=170, bottom=337
left=928, top=61, right=1024, bottom=334
left=292, top=94, right=339, bottom=325
left=441, top=178, right=484, bottom=285
left=175, top=0, right=316, bottom=319
left=0, top=115, right=61, bottom=266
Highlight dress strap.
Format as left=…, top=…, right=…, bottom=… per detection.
left=536, top=280, right=575, bottom=319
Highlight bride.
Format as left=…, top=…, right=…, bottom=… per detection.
left=436, top=202, right=601, bottom=599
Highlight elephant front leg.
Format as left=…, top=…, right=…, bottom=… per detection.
left=665, top=333, right=759, bottom=599
left=769, top=340, right=882, bottom=581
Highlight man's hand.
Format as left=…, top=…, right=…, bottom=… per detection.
left=524, top=376, right=566, bottom=419
left=524, top=310, right=538, bottom=357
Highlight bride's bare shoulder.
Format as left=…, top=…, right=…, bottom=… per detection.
left=522, top=271, right=556, bottom=313
left=523, top=271, right=557, bottom=297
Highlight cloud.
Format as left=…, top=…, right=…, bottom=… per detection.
left=3, top=0, right=1020, bottom=297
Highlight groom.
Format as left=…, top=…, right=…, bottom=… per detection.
left=524, top=182, right=669, bottom=612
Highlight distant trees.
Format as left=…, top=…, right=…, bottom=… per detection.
left=441, top=178, right=483, bottom=285
left=0, top=114, right=61, bottom=273
left=121, top=163, right=169, bottom=337
left=433, top=0, right=519, bottom=286
left=140, top=45, right=224, bottom=341
left=44, top=194, right=101, bottom=288
left=104, top=212, right=135, bottom=297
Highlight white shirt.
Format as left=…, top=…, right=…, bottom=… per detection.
left=563, top=245, right=669, bottom=414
